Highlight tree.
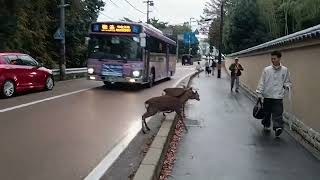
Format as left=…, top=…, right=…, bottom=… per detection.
left=0, top=0, right=105, bottom=68
left=223, top=0, right=270, bottom=53
left=201, top=0, right=320, bottom=54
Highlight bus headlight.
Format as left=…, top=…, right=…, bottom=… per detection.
left=132, top=70, right=140, bottom=77
left=88, top=68, right=94, bottom=74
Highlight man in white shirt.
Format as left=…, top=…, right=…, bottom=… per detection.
left=256, top=51, right=291, bottom=137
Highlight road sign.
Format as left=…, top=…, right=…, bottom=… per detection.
left=183, top=32, right=199, bottom=45
left=177, top=34, right=184, bottom=41
left=54, top=28, right=65, bottom=40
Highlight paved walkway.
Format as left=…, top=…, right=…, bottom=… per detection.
left=170, top=71, right=320, bottom=180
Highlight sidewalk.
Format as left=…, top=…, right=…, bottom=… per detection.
left=169, top=70, right=320, bottom=180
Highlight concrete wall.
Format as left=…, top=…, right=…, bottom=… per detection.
left=226, top=39, right=320, bottom=149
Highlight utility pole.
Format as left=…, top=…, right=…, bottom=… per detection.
left=143, top=0, right=154, bottom=23
left=189, top=17, right=195, bottom=55
left=217, top=1, right=224, bottom=79
left=58, top=0, right=69, bottom=81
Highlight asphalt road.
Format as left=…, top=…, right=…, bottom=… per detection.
left=0, top=64, right=195, bottom=180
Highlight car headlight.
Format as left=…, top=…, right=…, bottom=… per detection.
left=88, top=68, right=94, bottom=74
left=132, top=70, right=140, bottom=77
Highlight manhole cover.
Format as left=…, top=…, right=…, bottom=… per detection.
left=184, top=118, right=201, bottom=126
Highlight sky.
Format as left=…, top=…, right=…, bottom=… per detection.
left=97, top=0, right=209, bottom=27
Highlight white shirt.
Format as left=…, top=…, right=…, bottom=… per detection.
left=196, top=64, right=201, bottom=71
left=256, top=65, right=291, bottom=99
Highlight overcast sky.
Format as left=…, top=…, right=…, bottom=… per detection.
left=97, top=0, right=208, bottom=27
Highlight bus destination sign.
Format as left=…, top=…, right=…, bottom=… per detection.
left=92, top=23, right=141, bottom=34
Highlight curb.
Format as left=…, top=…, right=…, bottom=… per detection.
left=133, top=71, right=201, bottom=180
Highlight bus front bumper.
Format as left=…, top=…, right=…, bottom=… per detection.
left=88, top=75, right=146, bottom=84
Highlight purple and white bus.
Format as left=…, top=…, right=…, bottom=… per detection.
left=87, top=22, right=177, bottom=87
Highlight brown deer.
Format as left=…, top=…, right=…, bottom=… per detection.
left=142, top=88, right=200, bottom=134
left=162, top=86, right=199, bottom=117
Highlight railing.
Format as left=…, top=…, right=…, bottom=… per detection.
left=52, top=68, right=87, bottom=76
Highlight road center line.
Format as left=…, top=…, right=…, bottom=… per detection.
left=0, top=88, right=92, bottom=113
left=84, top=71, right=196, bottom=180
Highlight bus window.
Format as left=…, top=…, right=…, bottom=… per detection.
left=169, top=45, right=176, bottom=55
left=147, top=36, right=167, bottom=54
left=88, top=35, right=142, bottom=61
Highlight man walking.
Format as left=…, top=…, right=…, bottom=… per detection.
left=256, top=51, right=291, bottom=138
left=229, top=57, right=244, bottom=92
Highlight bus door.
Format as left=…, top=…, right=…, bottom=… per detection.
left=166, top=44, right=170, bottom=77
left=144, top=49, right=150, bottom=82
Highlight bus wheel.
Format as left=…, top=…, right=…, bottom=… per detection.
left=104, top=81, right=111, bottom=86
left=147, top=72, right=154, bottom=88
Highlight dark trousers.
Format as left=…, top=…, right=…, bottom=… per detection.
left=262, top=98, right=284, bottom=130
left=231, top=76, right=240, bottom=90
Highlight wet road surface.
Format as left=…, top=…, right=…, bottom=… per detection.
left=0, top=64, right=195, bottom=180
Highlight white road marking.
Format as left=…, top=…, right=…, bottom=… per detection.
left=0, top=88, right=92, bottom=113
left=84, top=71, right=196, bottom=180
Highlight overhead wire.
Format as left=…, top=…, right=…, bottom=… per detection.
left=122, top=0, right=146, bottom=14
left=99, top=11, right=116, bottom=20
left=108, top=0, right=120, bottom=8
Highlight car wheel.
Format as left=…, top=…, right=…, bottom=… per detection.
left=45, top=76, right=54, bottom=90
left=2, top=80, right=15, bottom=98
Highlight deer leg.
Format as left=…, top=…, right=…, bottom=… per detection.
left=142, top=110, right=157, bottom=133
left=141, top=117, right=146, bottom=134
left=144, top=118, right=150, bottom=131
left=176, top=110, right=188, bottom=132
left=182, top=104, right=185, bottom=118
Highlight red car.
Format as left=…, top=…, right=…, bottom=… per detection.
left=0, top=52, right=54, bottom=98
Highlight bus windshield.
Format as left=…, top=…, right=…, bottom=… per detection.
left=88, top=35, right=142, bottom=61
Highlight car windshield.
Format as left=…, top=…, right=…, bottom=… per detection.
left=88, top=35, right=142, bottom=61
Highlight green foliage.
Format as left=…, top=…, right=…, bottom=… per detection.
left=202, top=0, right=320, bottom=53
left=0, top=0, right=104, bottom=68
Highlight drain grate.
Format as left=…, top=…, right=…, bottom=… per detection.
left=184, top=118, right=201, bottom=126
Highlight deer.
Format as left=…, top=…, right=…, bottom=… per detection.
left=142, top=88, right=200, bottom=134
left=162, top=86, right=198, bottom=117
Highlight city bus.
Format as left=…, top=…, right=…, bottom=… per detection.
left=86, top=22, right=177, bottom=87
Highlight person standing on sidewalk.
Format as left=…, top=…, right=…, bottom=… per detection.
left=205, top=60, right=211, bottom=76
left=195, top=61, right=202, bottom=77
left=211, top=60, right=217, bottom=76
left=229, top=57, right=244, bottom=92
left=256, top=51, right=291, bottom=137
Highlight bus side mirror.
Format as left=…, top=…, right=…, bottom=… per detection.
left=140, top=38, right=146, bottom=47
left=139, top=33, right=146, bottom=48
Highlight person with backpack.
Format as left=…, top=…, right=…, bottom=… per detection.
left=256, top=51, right=291, bottom=138
left=229, top=57, right=244, bottom=92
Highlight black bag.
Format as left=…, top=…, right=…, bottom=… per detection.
left=253, top=98, right=265, bottom=119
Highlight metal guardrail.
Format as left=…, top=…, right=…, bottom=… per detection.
left=52, top=67, right=87, bottom=76
left=229, top=24, right=320, bottom=57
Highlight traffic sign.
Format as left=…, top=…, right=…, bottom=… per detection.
left=177, top=34, right=184, bottom=41
left=54, top=28, right=65, bottom=40
left=183, top=32, right=199, bottom=45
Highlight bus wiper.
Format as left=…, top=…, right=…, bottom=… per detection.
left=119, top=55, right=127, bottom=63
